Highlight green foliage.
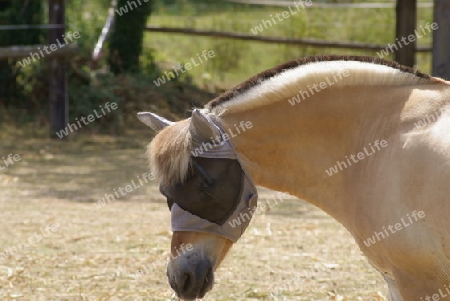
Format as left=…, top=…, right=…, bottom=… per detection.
left=65, top=0, right=110, bottom=57
left=0, top=0, right=44, bottom=46
left=69, top=74, right=124, bottom=134
left=0, top=0, right=44, bottom=107
left=149, top=0, right=434, bottom=88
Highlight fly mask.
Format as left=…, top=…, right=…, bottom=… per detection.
left=137, top=109, right=258, bottom=242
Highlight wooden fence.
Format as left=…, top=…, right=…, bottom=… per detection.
left=226, top=0, right=433, bottom=8
left=146, top=0, right=449, bottom=78
left=0, top=0, right=75, bottom=138
left=0, top=0, right=448, bottom=138
left=144, top=25, right=432, bottom=53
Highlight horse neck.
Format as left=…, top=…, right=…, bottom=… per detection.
left=217, top=84, right=415, bottom=225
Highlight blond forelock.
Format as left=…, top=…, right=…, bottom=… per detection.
left=147, top=119, right=192, bottom=186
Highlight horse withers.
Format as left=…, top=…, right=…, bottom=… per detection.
left=138, top=56, right=450, bottom=300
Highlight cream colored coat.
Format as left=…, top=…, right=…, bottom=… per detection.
left=144, top=57, right=450, bottom=300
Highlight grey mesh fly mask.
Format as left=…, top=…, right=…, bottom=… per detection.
left=137, top=109, right=258, bottom=243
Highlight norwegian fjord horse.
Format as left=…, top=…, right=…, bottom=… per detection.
left=138, top=56, right=450, bottom=301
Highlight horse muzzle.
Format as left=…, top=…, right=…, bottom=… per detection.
left=167, top=258, right=214, bottom=300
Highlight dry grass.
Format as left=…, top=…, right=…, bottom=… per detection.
left=0, top=129, right=387, bottom=301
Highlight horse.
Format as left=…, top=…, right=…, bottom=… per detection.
left=137, top=55, right=450, bottom=301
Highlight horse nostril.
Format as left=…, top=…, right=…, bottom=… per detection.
left=200, top=267, right=213, bottom=292
left=169, top=260, right=214, bottom=299
left=180, top=271, right=194, bottom=294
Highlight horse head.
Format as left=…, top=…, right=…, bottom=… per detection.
left=137, top=110, right=257, bottom=300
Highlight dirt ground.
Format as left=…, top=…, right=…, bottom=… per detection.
left=0, top=129, right=387, bottom=301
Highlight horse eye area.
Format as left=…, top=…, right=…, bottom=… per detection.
left=200, top=180, right=215, bottom=191
left=161, top=157, right=244, bottom=225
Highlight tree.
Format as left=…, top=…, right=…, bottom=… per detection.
left=108, top=0, right=152, bottom=74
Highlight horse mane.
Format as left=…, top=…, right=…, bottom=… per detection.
left=205, top=55, right=437, bottom=114
left=148, top=119, right=192, bottom=186
left=149, top=55, right=437, bottom=185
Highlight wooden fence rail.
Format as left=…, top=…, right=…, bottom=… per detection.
left=432, top=0, right=450, bottom=78
left=0, top=44, right=77, bottom=59
left=225, top=0, right=433, bottom=8
left=145, top=25, right=432, bottom=53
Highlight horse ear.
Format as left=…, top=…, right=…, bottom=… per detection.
left=137, top=112, right=173, bottom=131
left=190, top=109, right=221, bottom=142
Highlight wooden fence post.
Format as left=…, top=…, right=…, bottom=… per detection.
left=48, top=0, right=68, bottom=139
left=432, top=0, right=450, bottom=79
left=395, top=0, right=417, bottom=67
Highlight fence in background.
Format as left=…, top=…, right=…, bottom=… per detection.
left=0, top=0, right=448, bottom=138
left=146, top=0, right=450, bottom=79
left=145, top=25, right=432, bottom=53
left=0, top=0, right=76, bottom=138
